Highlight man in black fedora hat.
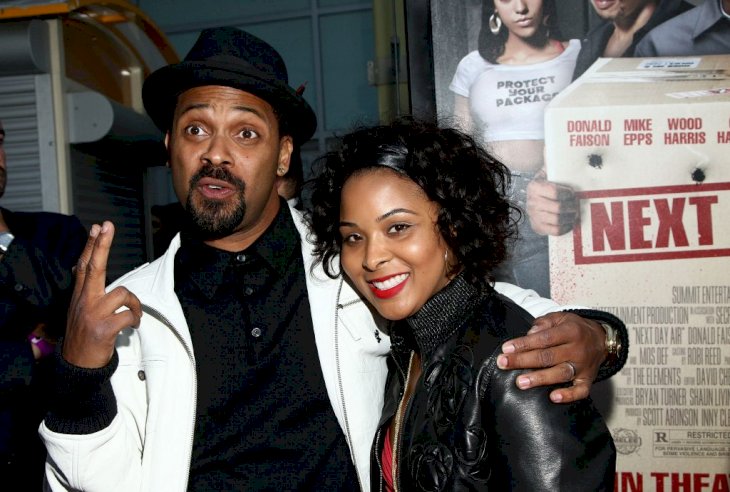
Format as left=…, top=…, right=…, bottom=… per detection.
left=39, top=27, right=626, bottom=490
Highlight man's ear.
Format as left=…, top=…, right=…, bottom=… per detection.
left=277, top=135, right=293, bottom=176
left=164, top=132, right=171, bottom=167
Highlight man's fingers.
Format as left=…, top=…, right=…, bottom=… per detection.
left=83, top=221, right=115, bottom=295
left=114, top=309, right=142, bottom=332
left=497, top=347, right=561, bottom=373
left=503, top=313, right=575, bottom=353
left=70, top=287, right=131, bottom=335
left=504, top=367, right=592, bottom=404
left=63, top=285, right=142, bottom=368
left=550, top=379, right=592, bottom=404
left=510, top=362, right=582, bottom=390
left=498, top=313, right=608, bottom=402
left=103, top=286, right=143, bottom=328
left=72, top=224, right=102, bottom=299
left=527, top=313, right=560, bottom=334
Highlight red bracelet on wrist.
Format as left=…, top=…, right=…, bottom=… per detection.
left=27, top=333, right=55, bottom=358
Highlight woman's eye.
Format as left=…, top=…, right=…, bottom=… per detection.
left=342, top=233, right=361, bottom=244
left=388, top=223, right=411, bottom=234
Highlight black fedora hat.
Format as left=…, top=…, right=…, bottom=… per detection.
left=142, top=27, right=316, bottom=144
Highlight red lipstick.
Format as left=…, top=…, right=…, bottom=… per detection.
left=368, top=274, right=409, bottom=299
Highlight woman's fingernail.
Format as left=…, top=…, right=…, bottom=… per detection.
left=517, top=376, right=530, bottom=389
left=502, top=342, right=515, bottom=354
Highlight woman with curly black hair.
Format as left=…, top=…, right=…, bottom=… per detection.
left=307, top=119, right=616, bottom=491
left=450, top=0, right=580, bottom=297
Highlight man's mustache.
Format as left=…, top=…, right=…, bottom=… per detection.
left=189, top=163, right=245, bottom=192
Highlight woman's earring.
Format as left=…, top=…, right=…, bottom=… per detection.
left=489, top=13, right=502, bottom=35
left=444, top=250, right=455, bottom=280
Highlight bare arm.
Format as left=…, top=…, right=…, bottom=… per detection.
left=453, top=94, right=474, bottom=134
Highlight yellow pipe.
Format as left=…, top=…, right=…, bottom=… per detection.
left=372, top=0, right=409, bottom=123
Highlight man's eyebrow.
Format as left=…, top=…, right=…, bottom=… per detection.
left=232, top=105, right=265, bottom=119
left=177, top=103, right=265, bottom=120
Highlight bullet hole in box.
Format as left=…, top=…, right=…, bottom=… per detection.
left=691, top=168, right=705, bottom=183
left=588, top=153, right=603, bottom=169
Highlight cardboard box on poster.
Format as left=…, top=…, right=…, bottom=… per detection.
left=545, top=55, right=730, bottom=490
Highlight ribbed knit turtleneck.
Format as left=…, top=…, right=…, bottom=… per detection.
left=395, top=274, right=488, bottom=355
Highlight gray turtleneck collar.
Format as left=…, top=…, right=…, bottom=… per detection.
left=400, top=273, right=488, bottom=354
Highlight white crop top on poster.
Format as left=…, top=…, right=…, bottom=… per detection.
left=449, top=39, right=580, bottom=142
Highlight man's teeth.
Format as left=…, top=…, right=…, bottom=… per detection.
left=372, top=273, right=409, bottom=290
left=207, top=184, right=223, bottom=190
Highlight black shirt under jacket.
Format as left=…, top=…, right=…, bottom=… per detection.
left=175, top=201, right=357, bottom=491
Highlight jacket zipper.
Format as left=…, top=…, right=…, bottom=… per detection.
left=334, top=278, right=365, bottom=490
left=392, top=351, right=415, bottom=492
left=142, top=304, right=197, bottom=489
left=374, top=427, right=384, bottom=492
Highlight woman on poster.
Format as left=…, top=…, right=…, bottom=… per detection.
left=450, top=0, right=579, bottom=297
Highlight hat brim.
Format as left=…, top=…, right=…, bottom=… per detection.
left=143, top=61, right=317, bottom=145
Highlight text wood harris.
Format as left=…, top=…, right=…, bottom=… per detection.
left=564, top=117, right=730, bottom=147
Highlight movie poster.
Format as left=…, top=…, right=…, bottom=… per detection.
left=423, top=0, right=730, bottom=489
left=546, top=56, right=730, bottom=490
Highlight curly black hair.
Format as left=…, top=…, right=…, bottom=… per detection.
left=306, top=117, right=519, bottom=291
left=478, top=0, right=563, bottom=64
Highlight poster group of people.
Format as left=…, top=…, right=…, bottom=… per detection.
left=434, top=0, right=730, bottom=489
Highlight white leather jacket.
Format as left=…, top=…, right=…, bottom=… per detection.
left=40, top=206, right=572, bottom=491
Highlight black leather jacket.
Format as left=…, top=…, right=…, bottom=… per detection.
left=371, top=275, right=617, bottom=491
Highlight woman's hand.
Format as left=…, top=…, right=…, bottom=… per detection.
left=496, top=312, right=607, bottom=403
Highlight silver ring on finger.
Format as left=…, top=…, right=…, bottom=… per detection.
left=566, top=361, right=577, bottom=380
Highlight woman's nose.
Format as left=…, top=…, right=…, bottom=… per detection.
left=362, top=239, right=391, bottom=272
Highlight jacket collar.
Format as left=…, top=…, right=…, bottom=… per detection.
left=694, top=0, right=726, bottom=39
left=644, top=0, right=692, bottom=34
